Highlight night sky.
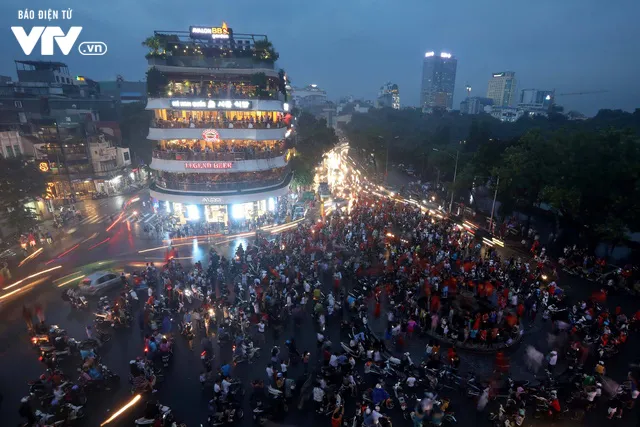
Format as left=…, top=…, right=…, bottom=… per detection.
left=1, top=0, right=638, bottom=116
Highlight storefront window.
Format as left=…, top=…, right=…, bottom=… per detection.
left=204, top=205, right=228, bottom=224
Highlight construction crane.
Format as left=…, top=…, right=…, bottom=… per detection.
left=547, top=89, right=608, bottom=113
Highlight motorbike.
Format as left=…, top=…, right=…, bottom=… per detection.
left=393, top=381, right=410, bottom=419
left=135, top=402, right=174, bottom=426
left=207, top=399, right=244, bottom=426
left=232, top=341, right=260, bottom=364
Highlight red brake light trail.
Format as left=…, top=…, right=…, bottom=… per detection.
left=88, top=237, right=110, bottom=250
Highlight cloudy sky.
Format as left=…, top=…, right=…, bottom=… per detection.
left=1, top=0, right=638, bottom=115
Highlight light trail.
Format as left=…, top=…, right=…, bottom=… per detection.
left=57, top=274, right=85, bottom=288
left=100, top=394, right=141, bottom=426
left=88, top=237, right=110, bottom=250
left=56, top=244, right=80, bottom=259
left=105, top=212, right=124, bottom=232
left=81, top=232, right=98, bottom=244
left=0, top=277, right=48, bottom=300
left=55, top=271, right=83, bottom=281
left=3, top=265, right=62, bottom=290
left=18, top=247, right=43, bottom=267
left=126, top=221, right=131, bottom=232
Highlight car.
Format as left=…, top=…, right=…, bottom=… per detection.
left=78, top=271, right=121, bottom=295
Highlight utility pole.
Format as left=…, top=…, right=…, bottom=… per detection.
left=449, top=150, right=459, bottom=213
left=489, top=175, right=499, bottom=233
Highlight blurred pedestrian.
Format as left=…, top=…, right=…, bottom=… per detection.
left=22, top=306, right=33, bottom=333
left=34, top=303, right=44, bottom=324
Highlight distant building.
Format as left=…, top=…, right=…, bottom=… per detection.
left=0, top=60, right=126, bottom=200
left=99, top=78, right=147, bottom=103
left=420, top=51, right=457, bottom=111
left=377, top=82, right=400, bottom=109
left=490, top=106, right=523, bottom=122
left=290, top=84, right=328, bottom=110
left=518, top=89, right=553, bottom=111
left=486, top=71, right=517, bottom=107
left=460, top=97, right=494, bottom=115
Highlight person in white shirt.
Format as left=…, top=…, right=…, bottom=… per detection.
left=329, top=353, right=339, bottom=368
left=221, top=377, right=232, bottom=395
left=313, top=385, right=325, bottom=411
left=406, top=376, right=417, bottom=388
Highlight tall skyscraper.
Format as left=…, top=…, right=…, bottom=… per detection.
left=420, top=51, right=457, bottom=111
left=486, top=71, right=517, bottom=107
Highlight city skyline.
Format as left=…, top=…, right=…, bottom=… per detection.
left=0, top=0, right=638, bottom=115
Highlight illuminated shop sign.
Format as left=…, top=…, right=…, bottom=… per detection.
left=202, top=197, right=223, bottom=203
left=184, top=161, right=233, bottom=170
left=169, top=99, right=252, bottom=110
left=39, top=161, right=50, bottom=172
left=189, top=22, right=232, bottom=39
left=493, top=73, right=505, bottom=77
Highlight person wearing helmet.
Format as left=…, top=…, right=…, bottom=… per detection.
left=514, top=408, right=526, bottom=426
left=595, top=360, right=606, bottom=376
left=19, top=396, right=36, bottom=425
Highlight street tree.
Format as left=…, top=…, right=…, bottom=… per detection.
left=0, top=157, right=47, bottom=234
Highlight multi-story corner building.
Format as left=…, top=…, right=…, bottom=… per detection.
left=486, top=71, right=517, bottom=107
left=144, top=23, right=292, bottom=227
left=0, top=61, right=128, bottom=199
left=420, top=52, right=457, bottom=111
left=376, top=82, right=400, bottom=109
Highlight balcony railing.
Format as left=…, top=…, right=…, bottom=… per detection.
left=152, top=119, right=286, bottom=130
left=152, top=148, right=286, bottom=162
left=148, top=56, right=275, bottom=70
left=155, top=172, right=291, bottom=192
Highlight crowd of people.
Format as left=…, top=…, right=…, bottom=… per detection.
left=14, top=163, right=640, bottom=427
left=154, top=139, right=285, bottom=162
left=166, top=80, right=279, bottom=100
left=153, top=114, right=286, bottom=130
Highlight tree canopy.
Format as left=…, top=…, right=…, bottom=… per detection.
left=290, top=112, right=337, bottom=189
left=0, top=157, right=46, bottom=234
left=343, top=107, right=640, bottom=246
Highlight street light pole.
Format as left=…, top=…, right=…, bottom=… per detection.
left=450, top=149, right=459, bottom=213
left=378, top=135, right=399, bottom=185
left=489, top=175, right=499, bottom=233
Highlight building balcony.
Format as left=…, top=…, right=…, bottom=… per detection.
left=146, top=98, right=285, bottom=112
left=147, top=126, right=287, bottom=141
left=148, top=56, right=276, bottom=72
left=150, top=150, right=288, bottom=173
left=149, top=172, right=292, bottom=206
left=153, top=171, right=292, bottom=193
left=152, top=118, right=286, bottom=130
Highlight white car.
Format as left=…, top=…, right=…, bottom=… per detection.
left=78, top=271, right=121, bottom=295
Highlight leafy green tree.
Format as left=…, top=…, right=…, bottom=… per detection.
left=119, top=102, right=153, bottom=165
left=146, top=67, right=168, bottom=97
left=494, top=131, right=557, bottom=221
left=0, top=157, right=46, bottom=233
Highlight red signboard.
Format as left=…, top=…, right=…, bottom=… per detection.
left=184, top=161, right=233, bottom=170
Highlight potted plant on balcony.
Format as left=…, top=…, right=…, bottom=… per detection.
left=253, top=39, right=279, bottom=63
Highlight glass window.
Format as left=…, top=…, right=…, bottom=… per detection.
left=13, top=145, right=20, bottom=155
left=123, top=152, right=130, bottom=161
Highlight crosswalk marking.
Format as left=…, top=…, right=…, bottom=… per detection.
left=78, top=214, right=98, bottom=225
left=143, top=213, right=157, bottom=223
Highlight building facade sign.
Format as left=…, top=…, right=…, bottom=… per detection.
left=184, top=161, right=233, bottom=170
left=189, top=22, right=232, bottom=40
left=201, top=197, right=223, bottom=204
left=169, top=99, right=252, bottom=110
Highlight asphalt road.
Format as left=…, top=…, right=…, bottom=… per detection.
left=0, top=185, right=639, bottom=427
